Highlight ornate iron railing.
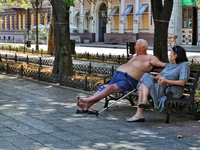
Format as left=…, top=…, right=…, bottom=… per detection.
left=0, top=63, right=102, bottom=92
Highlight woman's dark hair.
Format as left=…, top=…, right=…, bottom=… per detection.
left=172, top=46, right=188, bottom=63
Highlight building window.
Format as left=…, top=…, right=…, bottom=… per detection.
left=31, top=14, right=34, bottom=30
left=114, top=8, right=119, bottom=30
left=18, top=15, right=21, bottom=30
left=142, top=5, right=149, bottom=29
left=4, top=16, right=7, bottom=30
left=9, top=15, right=12, bottom=30
left=22, top=14, right=25, bottom=30
left=44, top=12, right=47, bottom=25
left=0, top=16, right=2, bottom=30
left=183, top=7, right=192, bottom=28
left=127, top=6, right=133, bottom=30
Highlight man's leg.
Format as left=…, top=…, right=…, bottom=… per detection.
left=77, top=84, right=122, bottom=110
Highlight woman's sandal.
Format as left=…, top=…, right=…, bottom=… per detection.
left=126, top=114, right=145, bottom=122
left=138, top=99, right=150, bottom=109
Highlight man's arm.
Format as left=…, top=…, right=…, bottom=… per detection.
left=150, top=55, right=167, bottom=67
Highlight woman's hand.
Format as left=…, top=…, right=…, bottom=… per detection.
left=155, top=74, right=162, bottom=80
left=158, top=78, right=167, bottom=86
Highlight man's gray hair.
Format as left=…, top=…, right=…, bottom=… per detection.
left=137, top=39, right=148, bottom=50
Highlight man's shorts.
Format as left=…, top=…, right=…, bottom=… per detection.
left=96, top=71, right=139, bottom=93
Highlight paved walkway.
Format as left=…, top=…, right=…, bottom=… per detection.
left=0, top=73, right=200, bottom=150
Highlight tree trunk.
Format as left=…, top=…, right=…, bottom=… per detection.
left=47, top=11, right=55, bottom=53
left=151, top=0, right=173, bottom=62
left=50, top=0, right=73, bottom=76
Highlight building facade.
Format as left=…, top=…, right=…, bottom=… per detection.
left=70, top=0, right=154, bottom=44
left=70, top=0, right=200, bottom=46
left=0, top=0, right=51, bottom=43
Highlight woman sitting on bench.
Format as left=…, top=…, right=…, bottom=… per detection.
left=126, top=46, right=190, bottom=122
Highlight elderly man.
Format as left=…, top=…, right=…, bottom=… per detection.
left=76, top=39, right=167, bottom=113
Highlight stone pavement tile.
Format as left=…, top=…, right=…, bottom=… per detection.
left=0, top=137, right=21, bottom=150
left=26, top=133, right=75, bottom=149
left=9, top=114, right=66, bottom=133
left=3, top=134, right=48, bottom=150
left=0, top=120, right=42, bottom=135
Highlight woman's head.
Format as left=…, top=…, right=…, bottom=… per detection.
left=170, top=46, right=188, bottom=64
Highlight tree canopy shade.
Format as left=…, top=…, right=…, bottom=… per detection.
left=151, top=0, right=173, bottom=62
left=49, top=0, right=75, bottom=76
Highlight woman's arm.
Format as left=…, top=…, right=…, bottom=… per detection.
left=158, top=78, right=185, bottom=86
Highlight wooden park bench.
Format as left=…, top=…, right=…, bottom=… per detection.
left=103, top=67, right=200, bottom=123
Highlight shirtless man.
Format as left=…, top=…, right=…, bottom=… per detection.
left=76, top=39, right=167, bottom=113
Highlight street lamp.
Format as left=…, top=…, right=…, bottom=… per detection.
left=31, top=0, right=43, bottom=52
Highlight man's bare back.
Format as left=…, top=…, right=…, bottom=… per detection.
left=117, top=54, right=163, bottom=81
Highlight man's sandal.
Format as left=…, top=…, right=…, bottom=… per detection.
left=138, top=99, right=150, bottom=109
left=126, top=114, right=145, bottom=122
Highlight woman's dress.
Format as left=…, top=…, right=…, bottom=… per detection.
left=137, top=62, right=190, bottom=112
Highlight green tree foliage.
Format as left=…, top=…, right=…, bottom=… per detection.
left=1, top=0, right=30, bottom=10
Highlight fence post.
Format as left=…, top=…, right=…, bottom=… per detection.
left=87, top=52, right=89, bottom=60
left=88, top=63, right=91, bottom=74
left=16, top=47, right=18, bottom=52
left=24, top=45, right=25, bottom=53
left=6, top=63, right=9, bottom=74
left=118, top=55, right=120, bottom=64
left=109, top=53, right=111, bottom=59
left=38, top=68, right=40, bottom=81
left=20, top=65, right=23, bottom=77
left=26, top=55, right=29, bottom=64
left=2, top=45, right=3, bottom=50
left=39, top=57, right=42, bottom=67
left=85, top=75, right=88, bottom=91
left=122, top=54, right=125, bottom=63
left=102, top=53, right=104, bottom=62
left=9, top=46, right=11, bottom=51
left=41, top=49, right=43, bottom=57
left=111, top=66, right=114, bottom=75
left=5, top=54, right=7, bottom=61
left=32, top=48, right=34, bottom=54
left=15, top=54, right=17, bottom=62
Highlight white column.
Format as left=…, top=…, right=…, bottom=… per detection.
left=173, top=0, right=182, bottom=45
left=90, top=2, right=95, bottom=33
left=119, top=0, right=124, bottom=33
left=133, top=0, right=139, bottom=33
left=79, top=0, right=84, bottom=33
left=106, top=2, right=112, bottom=33
left=198, top=10, right=200, bottom=48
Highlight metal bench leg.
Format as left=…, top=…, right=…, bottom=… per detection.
left=128, top=95, right=135, bottom=106
left=165, top=109, right=170, bottom=124
left=191, top=101, right=199, bottom=120
left=104, top=96, right=109, bottom=108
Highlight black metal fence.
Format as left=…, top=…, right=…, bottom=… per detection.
left=0, top=53, right=117, bottom=76
left=0, top=63, right=102, bottom=92
left=1, top=45, right=51, bottom=56
left=0, top=45, right=132, bottom=64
